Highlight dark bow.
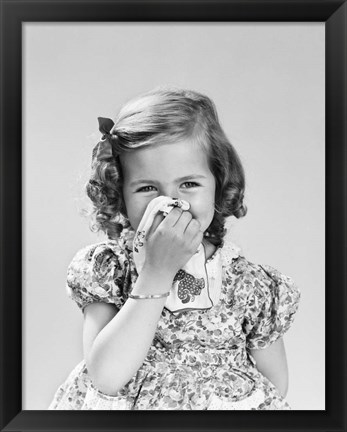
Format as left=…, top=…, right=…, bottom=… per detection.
left=93, top=117, right=118, bottom=161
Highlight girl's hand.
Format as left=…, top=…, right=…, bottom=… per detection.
left=143, top=207, right=203, bottom=278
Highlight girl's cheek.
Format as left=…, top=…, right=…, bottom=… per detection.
left=190, top=202, right=214, bottom=221
left=130, top=197, right=154, bottom=229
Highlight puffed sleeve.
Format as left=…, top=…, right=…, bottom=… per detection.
left=66, top=243, right=128, bottom=312
left=243, top=263, right=301, bottom=350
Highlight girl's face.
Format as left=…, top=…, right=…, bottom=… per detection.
left=120, top=139, right=216, bottom=233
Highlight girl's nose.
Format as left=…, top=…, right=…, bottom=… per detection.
left=160, top=186, right=179, bottom=199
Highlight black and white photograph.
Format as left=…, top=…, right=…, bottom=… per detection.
left=1, top=0, right=346, bottom=430
left=23, top=22, right=323, bottom=411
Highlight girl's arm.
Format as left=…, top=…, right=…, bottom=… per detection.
left=83, top=208, right=203, bottom=396
left=249, top=337, right=289, bottom=397
left=83, top=268, right=172, bottom=396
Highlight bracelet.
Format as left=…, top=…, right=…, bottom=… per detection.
left=128, top=291, right=170, bottom=300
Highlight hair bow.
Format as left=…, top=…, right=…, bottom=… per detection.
left=92, top=117, right=118, bottom=162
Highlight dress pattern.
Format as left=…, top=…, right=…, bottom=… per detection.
left=173, top=269, right=205, bottom=303
left=49, top=237, right=300, bottom=410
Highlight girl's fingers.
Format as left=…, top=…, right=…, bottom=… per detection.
left=148, top=208, right=201, bottom=248
left=173, top=210, right=193, bottom=232
left=184, top=217, right=201, bottom=237
left=185, top=219, right=204, bottom=249
left=147, top=207, right=182, bottom=237
left=146, top=213, right=165, bottom=237
left=160, top=207, right=184, bottom=227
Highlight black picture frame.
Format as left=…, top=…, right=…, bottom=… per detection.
left=0, top=0, right=346, bottom=431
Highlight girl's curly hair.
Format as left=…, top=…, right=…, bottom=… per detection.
left=86, top=87, right=247, bottom=246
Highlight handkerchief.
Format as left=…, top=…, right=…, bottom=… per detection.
left=132, top=196, right=216, bottom=313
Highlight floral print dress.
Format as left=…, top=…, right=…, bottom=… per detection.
left=49, top=237, right=300, bottom=410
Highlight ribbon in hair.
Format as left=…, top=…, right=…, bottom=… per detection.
left=93, top=117, right=118, bottom=162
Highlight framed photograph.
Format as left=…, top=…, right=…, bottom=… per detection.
left=0, top=0, right=345, bottom=431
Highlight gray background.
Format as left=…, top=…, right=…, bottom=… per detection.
left=23, top=23, right=324, bottom=410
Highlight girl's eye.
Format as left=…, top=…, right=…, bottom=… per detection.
left=181, top=182, right=199, bottom=188
left=137, top=186, right=157, bottom=192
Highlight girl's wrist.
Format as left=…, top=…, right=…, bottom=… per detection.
left=131, top=265, right=174, bottom=297
left=141, top=262, right=177, bottom=283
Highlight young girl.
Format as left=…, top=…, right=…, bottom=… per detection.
left=49, top=87, right=300, bottom=410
